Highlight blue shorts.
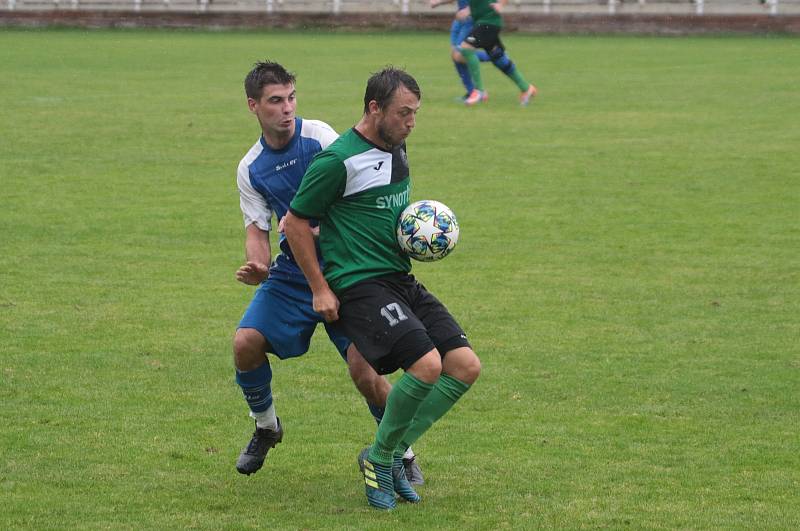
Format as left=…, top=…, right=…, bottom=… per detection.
left=450, top=18, right=474, bottom=49
left=238, top=277, right=350, bottom=361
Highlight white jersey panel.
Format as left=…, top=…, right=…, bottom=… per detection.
left=301, top=119, right=338, bottom=150
left=342, top=149, right=393, bottom=198
left=238, top=140, right=273, bottom=231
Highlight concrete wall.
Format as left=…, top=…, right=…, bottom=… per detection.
left=2, top=4, right=800, bottom=34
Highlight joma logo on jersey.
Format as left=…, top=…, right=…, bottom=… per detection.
left=275, top=158, right=297, bottom=171
left=375, top=189, right=410, bottom=209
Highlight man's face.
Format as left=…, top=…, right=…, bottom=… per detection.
left=374, top=85, right=420, bottom=148
left=248, top=83, right=296, bottom=138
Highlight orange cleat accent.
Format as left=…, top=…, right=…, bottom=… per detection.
left=520, top=84, right=538, bottom=106
left=464, top=89, right=487, bottom=106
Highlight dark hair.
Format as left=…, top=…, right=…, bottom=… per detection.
left=244, top=61, right=296, bottom=100
left=363, top=67, right=421, bottom=114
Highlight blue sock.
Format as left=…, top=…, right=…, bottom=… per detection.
left=368, top=402, right=385, bottom=424
left=454, top=60, right=473, bottom=94
left=235, top=362, right=273, bottom=413
left=477, top=50, right=490, bottom=62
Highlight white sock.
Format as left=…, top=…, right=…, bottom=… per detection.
left=250, top=404, right=278, bottom=430
left=403, top=447, right=415, bottom=460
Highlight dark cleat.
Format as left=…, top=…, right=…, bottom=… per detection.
left=403, top=454, right=425, bottom=486
left=236, top=418, right=283, bottom=475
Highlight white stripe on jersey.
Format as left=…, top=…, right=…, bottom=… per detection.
left=237, top=140, right=273, bottom=231
left=342, top=149, right=394, bottom=198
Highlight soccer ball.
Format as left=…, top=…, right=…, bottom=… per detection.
left=396, top=200, right=459, bottom=262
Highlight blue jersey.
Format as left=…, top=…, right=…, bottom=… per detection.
left=237, top=117, right=338, bottom=282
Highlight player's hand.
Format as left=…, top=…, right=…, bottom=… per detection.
left=490, top=2, right=503, bottom=12
left=313, top=286, right=340, bottom=322
left=456, top=6, right=470, bottom=20
left=236, top=261, right=269, bottom=285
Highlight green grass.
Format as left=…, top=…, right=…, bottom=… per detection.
left=1, top=28, right=799, bottom=529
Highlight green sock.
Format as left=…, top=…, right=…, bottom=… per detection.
left=461, top=48, right=483, bottom=91
left=368, top=372, right=434, bottom=466
left=399, top=374, right=471, bottom=452
left=508, top=68, right=530, bottom=92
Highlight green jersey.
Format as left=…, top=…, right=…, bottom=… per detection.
left=469, top=0, right=503, bottom=27
left=289, top=128, right=412, bottom=294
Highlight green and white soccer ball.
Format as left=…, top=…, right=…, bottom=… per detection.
left=396, top=200, right=460, bottom=262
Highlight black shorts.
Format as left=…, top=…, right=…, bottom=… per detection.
left=336, top=273, right=471, bottom=375
left=465, top=24, right=504, bottom=52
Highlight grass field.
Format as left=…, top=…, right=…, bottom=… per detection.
left=1, top=28, right=799, bottom=529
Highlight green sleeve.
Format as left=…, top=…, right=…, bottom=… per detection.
left=290, top=150, right=346, bottom=219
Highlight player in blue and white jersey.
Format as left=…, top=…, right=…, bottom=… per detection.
left=431, top=0, right=491, bottom=101
left=232, top=61, right=423, bottom=482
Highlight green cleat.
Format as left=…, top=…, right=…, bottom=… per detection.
left=392, top=455, right=420, bottom=503
left=358, top=446, right=420, bottom=504
left=361, top=451, right=396, bottom=510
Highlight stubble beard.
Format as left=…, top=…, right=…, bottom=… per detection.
left=377, top=122, right=399, bottom=150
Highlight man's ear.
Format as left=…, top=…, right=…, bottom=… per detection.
left=367, top=100, right=381, bottom=115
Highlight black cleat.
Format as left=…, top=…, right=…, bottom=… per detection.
left=236, top=418, right=283, bottom=475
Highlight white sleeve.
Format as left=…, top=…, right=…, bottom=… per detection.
left=237, top=159, right=272, bottom=231
left=302, top=119, right=339, bottom=149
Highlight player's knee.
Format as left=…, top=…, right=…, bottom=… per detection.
left=488, top=45, right=504, bottom=60
left=408, top=350, right=442, bottom=384
left=488, top=46, right=513, bottom=73
left=352, top=370, right=389, bottom=405
left=460, top=351, right=481, bottom=385
left=347, top=346, right=389, bottom=404
left=443, top=347, right=481, bottom=385
left=233, top=328, right=267, bottom=371
left=348, top=357, right=375, bottom=387
left=451, top=48, right=465, bottom=63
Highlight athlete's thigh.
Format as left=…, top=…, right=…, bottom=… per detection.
left=238, top=278, right=321, bottom=360
left=337, top=277, right=434, bottom=375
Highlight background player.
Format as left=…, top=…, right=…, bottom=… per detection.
left=458, top=0, right=538, bottom=106
left=284, top=67, right=481, bottom=509
left=233, top=61, right=422, bottom=483
left=430, top=0, right=492, bottom=101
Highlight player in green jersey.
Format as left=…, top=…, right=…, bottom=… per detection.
left=284, top=68, right=481, bottom=510
left=459, top=0, right=537, bottom=106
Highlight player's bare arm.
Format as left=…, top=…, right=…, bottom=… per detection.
left=236, top=223, right=271, bottom=285
left=430, top=0, right=456, bottom=7
left=283, top=211, right=340, bottom=322
left=278, top=215, right=319, bottom=239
